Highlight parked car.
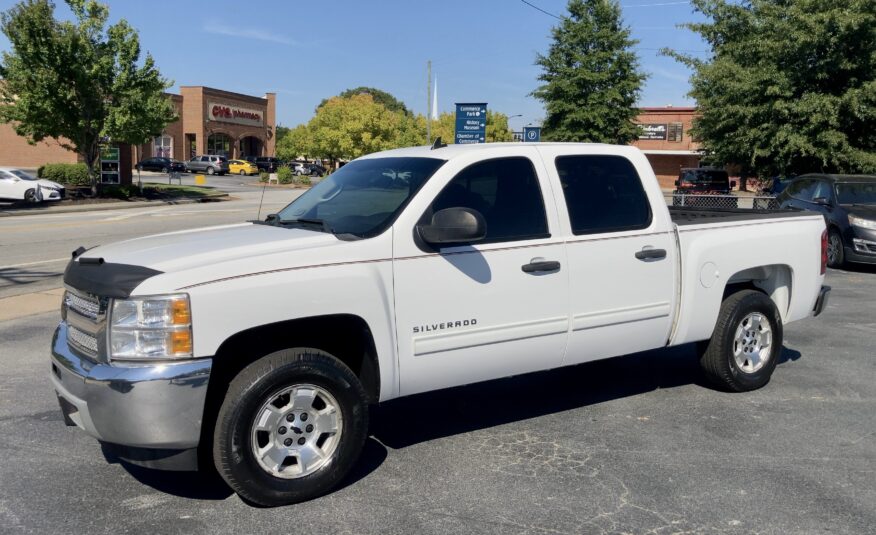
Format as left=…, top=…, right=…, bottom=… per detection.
left=52, top=144, right=830, bottom=506
left=0, top=167, right=64, bottom=202
left=135, top=157, right=186, bottom=174
left=777, top=174, right=876, bottom=267
left=228, top=159, right=259, bottom=176
left=255, top=156, right=282, bottom=173
left=673, top=167, right=738, bottom=208
left=186, top=155, right=229, bottom=175
left=305, top=163, right=327, bottom=177
left=762, top=175, right=796, bottom=196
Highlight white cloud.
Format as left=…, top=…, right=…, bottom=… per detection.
left=202, top=21, right=296, bottom=46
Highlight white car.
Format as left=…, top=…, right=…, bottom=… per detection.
left=0, top=167, right=65, bottom=202
left=52, top=143, right=830, bottom=506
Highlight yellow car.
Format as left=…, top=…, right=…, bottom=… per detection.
left=228, top=159, right=259, bottom=176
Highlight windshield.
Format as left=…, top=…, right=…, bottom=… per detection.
left=9, top=170, right=35, bottom=181
left=276, top=157, right=445, bottom=238
left=835, top=182, right=876, bottom=205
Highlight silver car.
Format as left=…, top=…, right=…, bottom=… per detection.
left=186, top=155, right=229, bottom=175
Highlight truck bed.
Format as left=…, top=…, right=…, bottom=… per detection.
left=669, top=206, right=815, bottom=226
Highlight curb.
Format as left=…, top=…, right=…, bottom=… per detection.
left=0, top=193, right=229, bottom=217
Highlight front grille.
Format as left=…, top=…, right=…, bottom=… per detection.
left=65, top=291, right=101, bottom=320
left=68, top=324, right=99, bottom=355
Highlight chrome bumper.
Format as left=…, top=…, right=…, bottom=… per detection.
left=50, top=322, right=212, bottom=450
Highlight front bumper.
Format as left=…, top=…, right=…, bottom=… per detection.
left=50, top=322, right=212, bottom=466
left=812, top=285, right=831, bottom=317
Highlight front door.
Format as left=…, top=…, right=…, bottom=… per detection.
left=393, top=151, right=570, bottom=396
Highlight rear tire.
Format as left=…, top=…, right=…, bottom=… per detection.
left=239, top=170, right=246, bottom=175
left=213, top=348, right=368, bottom=506
left=207, top=167, right=215, bottom=175
left=161, top=166, right=168, bottom=174
left=700, top=290, right=783, bottom=392
left=827, top=228, right=844, bottom=268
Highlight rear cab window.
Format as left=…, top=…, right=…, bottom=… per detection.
left=555, top=155, right=652, bottom=234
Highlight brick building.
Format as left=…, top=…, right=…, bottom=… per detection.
left=631, top=106, right=701, bottom=189
left=0, top=86, right=276, bottom=185
left=134, top=86, right=276, bottom=163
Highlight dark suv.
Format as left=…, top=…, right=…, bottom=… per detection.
left=255, top=157, right=282, bottom=173
left=777, top=174, right=876, bottom=267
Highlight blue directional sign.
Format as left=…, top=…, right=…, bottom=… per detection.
left=522, top=126, right=541, bottom=142
left=455, top=103, right=487, bottom=144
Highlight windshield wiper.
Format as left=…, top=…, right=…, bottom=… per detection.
left=279, top=217, right=335, bottom=234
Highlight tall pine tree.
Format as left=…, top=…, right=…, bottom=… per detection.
left=532, top=0, right=645, bottom=143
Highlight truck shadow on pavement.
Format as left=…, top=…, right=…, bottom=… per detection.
left=0, top=266, right=64, bottom=288
left=370, top=343, right=803, bottom=450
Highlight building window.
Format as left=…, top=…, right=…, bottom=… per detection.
left=153, top=135, right=173, bottom=158
left=207, top=133, right=231, bottom=157
left=668, top=123, right=684, bottom=142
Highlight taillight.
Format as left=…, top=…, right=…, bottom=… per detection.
left=820, top=229, right=828, bottom=274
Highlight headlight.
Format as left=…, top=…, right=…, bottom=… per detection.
left=849, top=214, right=876, bottom=229
left=109, top=294, right=193, bottom=361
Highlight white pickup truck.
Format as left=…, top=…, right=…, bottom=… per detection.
left=51, top=142, right=830, bottom=506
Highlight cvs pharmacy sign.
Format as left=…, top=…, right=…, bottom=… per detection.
left=209, top=102, right=264, bottom=126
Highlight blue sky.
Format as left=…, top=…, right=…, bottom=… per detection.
left=0, top=0, right=708, bottom=132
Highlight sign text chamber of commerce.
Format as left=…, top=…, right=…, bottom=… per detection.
left=455, top=103, right=487, bottom=144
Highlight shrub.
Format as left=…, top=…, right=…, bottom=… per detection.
left=277, top=165, right=294, bottom=185
left=259, top=171, right=269, bottom=183
left=296, top=175, right=311, bottom=186
left=37, top=163, right=91, bottom=185
left=99, top=184, right=138, bottom=200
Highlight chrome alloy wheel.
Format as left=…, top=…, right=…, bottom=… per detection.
left=732, top=312, right=773, bottom=373
left=827, top=233, right=842, bottom=265
left=250, top=384, right=343, bottom=479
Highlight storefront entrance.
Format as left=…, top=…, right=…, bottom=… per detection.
left=239, top=136, right=263, bottom=158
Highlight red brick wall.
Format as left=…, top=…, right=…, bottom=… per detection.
left=0, top=125, right=79, bottom=168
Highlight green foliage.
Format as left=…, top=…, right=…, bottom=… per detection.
left=295, top=174, right=311, bottom=186
left=666, top=0, right=876, bottom=176
left=37, top=162, right=90, bottom=185
left=99, top=184, right=137, bottom=200
left=259, top=171, right=269, bottom=183
left=276, top=124, right=313, bottom=161
left=275, top=125, right=291, bottom=143
left=531, top=0, right=646, bottom=143
left=318, top=87, right=410, bottom=115
left=277, top=165, right=294, bottom=184
left=0, top=0, right=176, bottom=192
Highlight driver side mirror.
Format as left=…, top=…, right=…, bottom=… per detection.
left=812, top=196, right=832, bottom=206
left=417, top=207, right=486, bottom=245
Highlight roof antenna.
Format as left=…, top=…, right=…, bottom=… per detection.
left=431, top=136, right=447, bottom=150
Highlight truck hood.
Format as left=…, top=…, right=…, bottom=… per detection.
left=845, top=204, right=876, bottom=220
left=79, top=223, right=337, bottom=273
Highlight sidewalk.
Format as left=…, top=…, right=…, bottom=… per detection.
left=0, top=288, right=63, bottom=322
left=0, top=193, right=228, bottom=217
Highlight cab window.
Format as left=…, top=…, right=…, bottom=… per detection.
left=428, top=157, right=549, bottom=243
left=556, top=155, right=652, bottom=234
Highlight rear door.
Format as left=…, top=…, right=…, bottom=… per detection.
left=538, top=147, right=678, bottom=365
left=392, top=149, right=570, bottom=396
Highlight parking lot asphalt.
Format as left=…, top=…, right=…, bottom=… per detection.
left=0, top=265, right=873, bottom=534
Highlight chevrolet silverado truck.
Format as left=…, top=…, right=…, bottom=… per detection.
left=51, top=142, right=831, bottom=506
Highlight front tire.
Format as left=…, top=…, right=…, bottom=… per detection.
left=213, top=348, right=368, bottom=506
left=239, top=170, right=246, bottom=175
left=827, top=228, right=844, bottom=268
left=699, top=290, right=783, bottom=392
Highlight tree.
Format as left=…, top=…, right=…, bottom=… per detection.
left=666, top=0, right=876, bottom=176
left=276, top=124, right=312, bottom=161
left=274, top=125, right=292, bottom=144
left=531, top=0, right=645, bottom=143
left=318, top=87, right=410, bottom=115
left=308, top=94, right=402, bottom=161
left=431, top=110, right=514, bottom=144
left=0, top=0, right=176, bottom=192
